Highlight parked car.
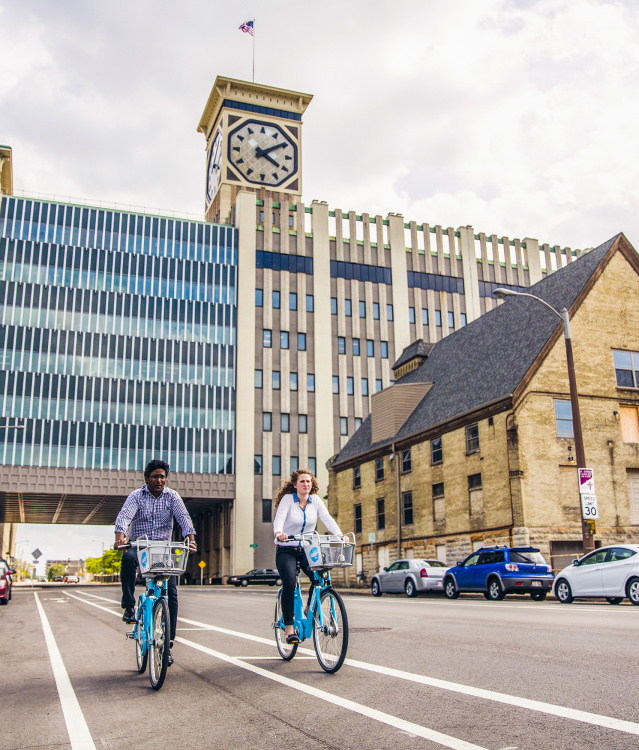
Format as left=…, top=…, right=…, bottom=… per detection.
left=553, top=544, right=639, bottom=605
left=64, top=575, right=79, bottom=584
left=0, top=558, right=16, bottom=605
left=227, top=569, right=282, bottom=587
left=53, top=575, right=63, bottom=582
left=443, top=546, right=554, bottom=601
left=371, top=559, right=450, bottom=598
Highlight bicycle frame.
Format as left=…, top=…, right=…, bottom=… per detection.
left=134, top=576, right=169, bottom=657
left=282, top=567, right=335, bottom=641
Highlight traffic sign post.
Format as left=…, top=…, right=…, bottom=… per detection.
left=578, top=469, right=599, bottom=519
left=198, top=559, right=206, bottom=585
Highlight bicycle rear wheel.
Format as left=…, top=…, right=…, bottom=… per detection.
left=148, top=597, right=170, bottom=690
left=313, top=588, right=348, bottom=673
left=135, top=595, right=148, bottom=673
left=274, top=589, right=297, bottom=660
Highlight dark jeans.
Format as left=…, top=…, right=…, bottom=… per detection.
left=120, top=547, right=178, bottom=642
left=275, top=546, right=314, bottom=626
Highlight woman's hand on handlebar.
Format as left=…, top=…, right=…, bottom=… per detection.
left=275, top=532, right=289, bottom=542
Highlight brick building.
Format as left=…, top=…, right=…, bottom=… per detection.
left=328, top=234, right=639, bottom=579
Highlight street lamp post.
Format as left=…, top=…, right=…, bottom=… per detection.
left=493, top=288, right=595, bottom=554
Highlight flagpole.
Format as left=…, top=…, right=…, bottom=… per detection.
left=252, top=19, right=255, bottom=82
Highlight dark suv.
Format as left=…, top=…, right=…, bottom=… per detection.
left=443, top=546, right=554, bottom=601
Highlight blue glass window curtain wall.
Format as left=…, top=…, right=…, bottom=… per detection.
left=0, top=197, right=237, bottom=474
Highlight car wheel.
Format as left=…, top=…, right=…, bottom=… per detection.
left=404, top=579, right=417, bottom=598
left=444, top=577, right=459, bottom=599
left=606, top=597, right=623, bottom=605
left=530, top=591, right=547, bottom=601
left=240, top=579, right=248, bottom=587
left=371, top=579, right=382, bottom=597
left=555, top=578, right=573, bottom=604
left=0, top=597, right=7, bottom=605
left=483, top=591, right=491, bottom=600
left=487, top=578, right=505, bottom=601
left=626, top=577, right=639, bottom=605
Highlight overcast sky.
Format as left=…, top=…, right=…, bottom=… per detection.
left=5, top=0, right=639, bottom=562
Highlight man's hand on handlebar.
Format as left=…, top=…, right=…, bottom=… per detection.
left=114, top=532, right=129, bottom=550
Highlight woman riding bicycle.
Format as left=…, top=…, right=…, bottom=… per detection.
left=273, top=468, right=344, bottom=644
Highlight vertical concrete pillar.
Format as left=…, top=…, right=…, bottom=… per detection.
left=524, top=238, right=542, bottom=285
left=311, top=201, right=334, bottom=495
left=386, top=214, right=411, bottom=358
left=458, top=226, right=481, bottom=323
left=233, top=191, right=257, bottom=574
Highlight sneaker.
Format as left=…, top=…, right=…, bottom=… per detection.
left=122, top=608, right=136, bottom=623
left=285, top=633, right=300, bottom=644
left=167, top=650, right=174, bottom=667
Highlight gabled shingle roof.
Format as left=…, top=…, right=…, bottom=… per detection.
left=333, top=235, right=624, bottom=468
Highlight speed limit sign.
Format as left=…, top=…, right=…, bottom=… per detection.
left=581, top=494, right=599, bottom=519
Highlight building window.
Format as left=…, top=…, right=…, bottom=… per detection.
left=272, top=290, right=280, bottom=309
left=375, top=457, right=384, bottom=481
left=359, top=300, right=366, bottom=318
left=387, top=304, right=394, bottom=321
left=263, top=412, right=272, bottom=431
left=367, top=339, right=374, bottom=357
left=254, top=455, right=263, bottom=475
left=554, top=400, right=574, bottom=438
left=361, top=378, right=369, bottom=397
left=466, top=423, right=479, bottom=453
left=298, top=332, right=306, bottom=351
left=376, top=379, right=383, bottom=392
left=290, top=372, right=298, bottom=391
left=289, top=292, right=297, bottom=311
left=347, top=377, right=354, bottom=395
left=460, top=313, right=467, bottom=327
left=340, top=417, right=348, bottom=435
left=256, top=289, right=263, bottom=306
left=280, top=331, right=289, bottom=349
left=354, top=503, right=362, bottom=534
left=299, top=414, right=308, bottom=433
left=338, top=336, right=346, bottom=354
left=281, top=413, right=290, bottom=432
left=422, top=308, right=429, bottom=326
left=613, top=349, right=639, bottom=388
left=377, top=498, right=385, bottom=529
left=345, top=299, right=352, bottom=317
left=402, top=491, right=413, bottom=525
left=448, top=311, right=455, bottom=329
left=354, top=417, right=362, bottom=430
left=331, top=297, right=337, bottom=315
left=373, top=302, right=380, bottom=320
left=433, top=482, right=445, bottom=522
left=255, top=369, right=263, bottom=388
left=263, top=330, right=272, bottom=348
left=435, top=310, right=442, bottom=327
left=353, top=466, right=361, bottom=489
left=380, top=341, right=388, bottom=359
left=308, top=457, right=316, bottom=475
left=409, top=307, right=415, bottom=324
left=289, top=214, right=294, bottom=227
left=306, top=294, right=314, bottom=313
left=353, top=338, right=360, bottom=356
left=273, top=455, right=281, bottom=475
left=290, top=456, right=299, bottom=473
left=468, top=473, right=483, bottom=516
left=272, top=371, right=280, bottom=390
left=620, top=406, right=639, bottom=443
left=307, top=373, right=315, bottom=392
left=431, top=437, right=443, bottom=464
left=262, top=499, right=272, bottom=523
left=401, top=449, right=411, bottom=473
left=332, top=376, right=339, bottom=394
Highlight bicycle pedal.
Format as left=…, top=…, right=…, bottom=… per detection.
left=125, top=631, right=135, bottom=639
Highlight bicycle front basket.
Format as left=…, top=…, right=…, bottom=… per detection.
left=303, top=537, right=355, bottom=569
left=137, top=542, right=189, bottom=577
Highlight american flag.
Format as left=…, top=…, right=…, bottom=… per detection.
left=239, top=20, right=254, bottom=36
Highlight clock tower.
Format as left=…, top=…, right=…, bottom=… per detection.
left=197, top=76, right=313, bottom=223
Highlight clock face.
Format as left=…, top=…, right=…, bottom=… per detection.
left=206, top=129, right=223, bottom=203
left=227, top=119, right=298, bottom=187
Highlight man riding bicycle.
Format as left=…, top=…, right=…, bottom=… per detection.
left=115, top=459, right=196, bottom=666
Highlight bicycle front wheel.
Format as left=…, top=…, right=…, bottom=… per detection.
left=313, top=588, right=348, bottom=673
left=135, top=595, right=148, bottom=673
left=148, top=597, right=170, bottom=690
left=274, top=589, right=297, bottom=661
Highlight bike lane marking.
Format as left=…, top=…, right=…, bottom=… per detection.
left=34, top=593, right=97, bottom=750
left=68, top=590, right=639, bottom=738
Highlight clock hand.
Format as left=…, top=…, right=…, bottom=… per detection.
left=258, top=153, right=280, bottom=168
left=255, top=142, right=288, bottom=157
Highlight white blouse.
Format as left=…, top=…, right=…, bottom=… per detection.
left=273, top=494, right=342, bottom=547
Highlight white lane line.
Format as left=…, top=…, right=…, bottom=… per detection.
left=350, top=598, right=636, bottom=614
left=34, top=593, right=97, bottom=750
left=176, top=635, right=489, bottom=750
left=67, top=592, right=639, bottom=737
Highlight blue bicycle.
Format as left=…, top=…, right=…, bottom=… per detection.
left=273, top=532, right=355, bottom=673
left=122, top=539, right=190, bottom=690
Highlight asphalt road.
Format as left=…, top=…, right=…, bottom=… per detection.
left=1, top=584, right=637, bottom=750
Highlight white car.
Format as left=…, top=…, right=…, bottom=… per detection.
left=371, top=559, right=450, bottom=598
left=553, top=544, right=639, bottom=605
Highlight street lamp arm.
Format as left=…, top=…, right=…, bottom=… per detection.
left=492, top=288, right=571, bottom=338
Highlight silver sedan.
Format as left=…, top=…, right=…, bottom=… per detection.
left=371, top=559, right=450, bottom=598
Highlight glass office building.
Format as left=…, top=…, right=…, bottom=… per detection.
left=0, top=196, right=237, bottom=475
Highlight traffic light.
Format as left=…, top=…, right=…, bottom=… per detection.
left=585, top=520, right=596, bottom=535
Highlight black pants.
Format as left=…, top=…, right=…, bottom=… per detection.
left=120, top=548, right=178, bottom=642
left=275, top=546, right=314, bottom=626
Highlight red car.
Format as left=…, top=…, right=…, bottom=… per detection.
left=0, top=558, right=16, bottom=605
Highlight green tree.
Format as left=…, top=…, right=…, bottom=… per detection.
left=85, top=556, right=102, bottom=575
left=48, top=564, right=65, bottom=581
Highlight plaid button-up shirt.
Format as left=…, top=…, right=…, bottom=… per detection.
left=115, top=485, right=196, bottom=541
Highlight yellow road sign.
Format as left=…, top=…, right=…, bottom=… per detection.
left=198, top=560, right=206, bottom=569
